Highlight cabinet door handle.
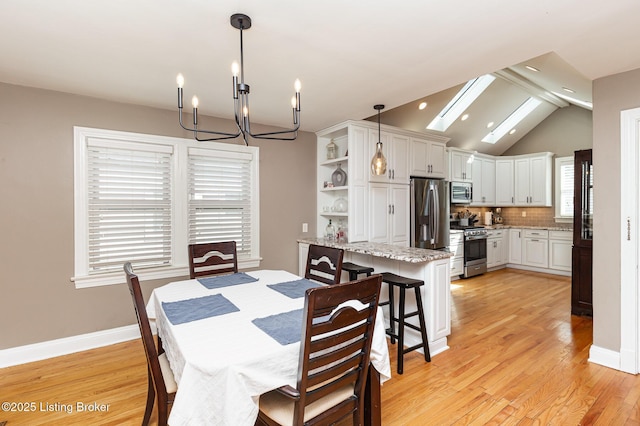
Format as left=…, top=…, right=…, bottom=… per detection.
left=388, top=204, right=392, bottom=214
left=392, top=169, right=395, bottom=179
left=392, top=204, right=395, bottom=214
left=388, top=170, right=392, bottom=179
left=512, top=196, right=514, bottom=203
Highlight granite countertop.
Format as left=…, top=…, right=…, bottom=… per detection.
left=297, top=238, right=453, bottom=264
left=483, top=225, right=573, bottom=232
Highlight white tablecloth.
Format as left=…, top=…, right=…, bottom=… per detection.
left=146, top=269, right=391, bottom=426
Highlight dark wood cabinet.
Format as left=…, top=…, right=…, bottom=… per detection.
left=571, top=149, right=593, bottom=316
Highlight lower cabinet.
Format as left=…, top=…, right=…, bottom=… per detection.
left=449, top=231, right=464, bottom=277
left=487, top=229, right=508, bottom=268
left=522, top=229, right=549, bottom=269
left=508, top=229, right=523, bottom=264
left=369, top=183, right=410, bottom=246
left=549, top=230, right=572, bottom=271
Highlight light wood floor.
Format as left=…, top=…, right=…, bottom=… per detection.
left=2, top=268, right=639, bottom=425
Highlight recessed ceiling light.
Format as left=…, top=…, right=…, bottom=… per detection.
left=461, top=114, right=469, bottom=121
left=525, top=65, right=540, bottom=72
left=509, top=129, right=517, bottom=135
left=487, top=121, right=494, bottom=128
left=418, top=102, right=427, bottom=110
left=562, top=87, right=576, bottom=93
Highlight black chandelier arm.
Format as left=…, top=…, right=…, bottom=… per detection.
left=178, top=108, right=242, bottom=140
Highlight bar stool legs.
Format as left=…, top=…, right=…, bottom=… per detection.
left=381, top=272, right=431, bottom=375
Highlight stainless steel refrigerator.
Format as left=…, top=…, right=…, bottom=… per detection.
left=410, top=178, right=449, bottom=250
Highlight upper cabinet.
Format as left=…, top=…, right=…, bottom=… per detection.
left=471, top=155, right=495, bottom=206
left=368, top=131, right=410, bottom=184
left=410, top=137, right=447, bottom=179
left=514, top=153, right=553, bottom=206
left=448, top=149, right=473, bottom=182
left=495, top=158, right=515, bottom=205
left=449, top=150, right=553, bottom=207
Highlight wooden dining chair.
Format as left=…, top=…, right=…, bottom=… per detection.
left=188, top=241, right=238, bottom=279
left=123, top=262, right=177, bottom=426
left=257, top=274, right=382, bottom=426
left=304, top=244, right=344, bottom=285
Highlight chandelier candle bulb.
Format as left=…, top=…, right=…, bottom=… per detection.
left=192, top=96, right=199, bottom=125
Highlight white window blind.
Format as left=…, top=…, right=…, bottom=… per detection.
left=87, top=140, right=173, bottom=273
left=559, top=161, right=574, bottom=217
left=188, top=148, right=254, bottom=258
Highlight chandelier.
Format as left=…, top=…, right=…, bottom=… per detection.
left=176, top=13, right=301, bottom=145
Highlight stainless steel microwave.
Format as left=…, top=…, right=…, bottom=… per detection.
left=451, top=181, right=472, bottom=204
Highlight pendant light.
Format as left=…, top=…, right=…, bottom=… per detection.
left=370, top=104, right=387, bottom=175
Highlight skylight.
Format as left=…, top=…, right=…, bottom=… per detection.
left=482, top=97, right=542, bottom=144
left=427, top=74, right=496, bottom=132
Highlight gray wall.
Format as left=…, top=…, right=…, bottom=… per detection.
left=503, top=105, right=592, bottom=156
left=0, top=82, right=317, bottom=349
left=591, top=67, right=640, bottom=352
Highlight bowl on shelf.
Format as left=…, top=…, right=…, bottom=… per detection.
left=333, top=197, right=347, bottom=212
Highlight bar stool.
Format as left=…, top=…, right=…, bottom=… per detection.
left=379, top=272, right=431, bottom=374
left=341, top=262, right=375, bottom=281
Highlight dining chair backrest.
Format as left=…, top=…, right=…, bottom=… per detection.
left=257, top=274, right=382, bottom=426
left=304, top=244, right=344, bottom=285
left=188, top=241, right=238, bottom=279
left=124, top=262, right=176, bottom=426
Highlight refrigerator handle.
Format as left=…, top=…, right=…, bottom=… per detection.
left=433, top=184, right=439, bottom=244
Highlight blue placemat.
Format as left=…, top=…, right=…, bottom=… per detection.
left=267, top=279, right=321, bottom=299
left=162, top=294, right=239, bottom=325
left=197, top=272, right=258, bottom=290
left=252, top=309, right=303, bottom=345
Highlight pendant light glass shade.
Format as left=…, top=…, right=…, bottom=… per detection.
left=371, top=142, right=387, bottom=175
left=370, top=104, right=387, bottom=176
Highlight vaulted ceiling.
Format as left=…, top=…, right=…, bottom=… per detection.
left=1, top=1, right=639, bottom=146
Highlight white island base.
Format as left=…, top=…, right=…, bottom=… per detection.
left=298, top=240, right=452, bottom=357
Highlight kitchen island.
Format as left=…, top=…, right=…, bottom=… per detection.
left=298, top=238, right=453, bottom=356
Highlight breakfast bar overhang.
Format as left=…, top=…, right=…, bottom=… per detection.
left=298, top=238, right=453, bottom=356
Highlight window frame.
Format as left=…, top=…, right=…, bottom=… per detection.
left=554, top=155, right=574, bottom=223
left=73, top=127, right=260, bottom=288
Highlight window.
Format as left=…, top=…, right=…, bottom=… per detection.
left=554, top=156, right=574, bottom=222
left=73, top=127, right=260, bottom=288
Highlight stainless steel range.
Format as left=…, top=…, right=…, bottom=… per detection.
left=452, top=226, right=488, bottom=278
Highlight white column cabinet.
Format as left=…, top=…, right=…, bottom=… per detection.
left=449, top=230, right=464, bottom=277
left=495, top=158, right=515, bottom=205
left=369, top=182, right=410, bottom=246
left=410, top=137, right=447, bottom=179
left=471, top=155, right=496, bottom=206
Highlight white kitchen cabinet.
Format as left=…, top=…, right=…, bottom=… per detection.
left=368, top=130, right=410, bottom=184
left=449, top=230, right=464, bottom=277
left=522, top=229, right=549, bottom=268
left=471, top=155, right=496, bottom=206
left=410, top=137, right=447, bottom=179
left=549, top=230, right=572, bottom=271
left=316, top=122, right=369, bottom=242
left=514, top=153, right=553, bottom=206
left=495, top=158, right=515, bottom=205
left=487, top=229, right=507, bottom=268
left=449, top=149, right=473, bottom=182
left=508, top=228, right=523, bottom=264
left=368, top=182, right=410, bottom=246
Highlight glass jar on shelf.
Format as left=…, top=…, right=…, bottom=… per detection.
left=325, top=219, right=336, bottom=242
left=326, top=139, right=338, bottom=160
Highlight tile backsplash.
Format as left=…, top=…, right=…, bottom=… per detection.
left=451, top=206, right=566, bottom=228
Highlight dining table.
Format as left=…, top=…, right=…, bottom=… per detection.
left=146, top=269, right=391, bottom=426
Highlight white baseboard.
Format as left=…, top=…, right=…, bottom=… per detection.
left=588, top=344, right=621, bottom=371
left=506, top=264, right=571, bottom=277
left=0, top=324, right=145, bottom=368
